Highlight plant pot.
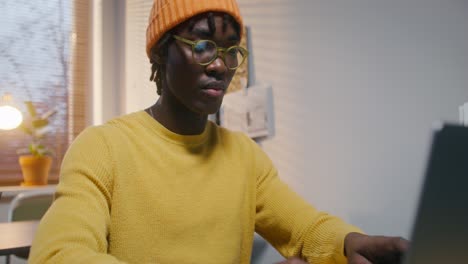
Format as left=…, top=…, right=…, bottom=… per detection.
left=18, top=155, right=52, bottom=186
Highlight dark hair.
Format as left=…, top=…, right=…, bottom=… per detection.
left=149, top=33, right=173, bottom=95
left=149, top=12, right=241, bottom=95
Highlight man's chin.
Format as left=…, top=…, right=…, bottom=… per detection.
left=197, top=102, right=223, bottom=116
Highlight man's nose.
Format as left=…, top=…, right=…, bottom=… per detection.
left=205, top=53, right=227, bottom=76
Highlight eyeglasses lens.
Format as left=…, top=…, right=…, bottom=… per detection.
left=225, top=47, right=243, bottom=69
left=193, top=40, right=216, bottom=64
left=192, top=40, right=245, bottom=69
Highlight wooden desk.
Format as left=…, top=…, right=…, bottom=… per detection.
left=0, top=221, right=39, bottom=256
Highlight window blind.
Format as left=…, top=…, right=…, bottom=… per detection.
left=0, top=0, right=89, bottom=184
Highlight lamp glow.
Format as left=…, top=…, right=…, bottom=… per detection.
left=0, top=105, right=23, bottom=130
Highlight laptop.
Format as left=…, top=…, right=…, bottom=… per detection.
left=402, top=124, right=468, bottom=264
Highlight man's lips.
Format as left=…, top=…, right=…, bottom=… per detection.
left=202, top=89, right=224, bottom=97
left=202, top=82, right=226, bottom=97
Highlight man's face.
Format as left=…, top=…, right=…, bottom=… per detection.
left=163, top=13, right=240, bottom=116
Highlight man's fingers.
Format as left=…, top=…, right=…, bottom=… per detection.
left=374, top=236, right=410, bottom=255
left=348, top=254, right=372, bottom=264
left=364, top=236, right=409, bottom=263
left=393, top=236, right=410, bottom=252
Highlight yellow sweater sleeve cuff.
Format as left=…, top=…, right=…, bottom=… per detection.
left=333, top=225, right=365, bottom=264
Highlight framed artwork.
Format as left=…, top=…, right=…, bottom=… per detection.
left=220, top=82, right=275, bottom=139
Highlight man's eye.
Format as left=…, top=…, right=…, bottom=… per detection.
left=194, top=41, right=213, bottom=53
left=194, top=44, right=206, bottom=53
left=228, top=48, right=238, bottom=56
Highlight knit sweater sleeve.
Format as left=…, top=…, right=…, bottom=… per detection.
left=251, top=139, right=363, bottom=264
left=29, top=126, right=126, bottom=264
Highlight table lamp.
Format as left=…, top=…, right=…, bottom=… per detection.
left=0, top=93, right=23, bottom=130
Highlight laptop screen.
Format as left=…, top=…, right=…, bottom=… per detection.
left=403, top=124, right=468, bottom=264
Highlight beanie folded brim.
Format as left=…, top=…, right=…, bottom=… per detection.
left=146, top=0, right=244, bottom=58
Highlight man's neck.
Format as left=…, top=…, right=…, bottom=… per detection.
left=149, top=98, right=208, bottom=135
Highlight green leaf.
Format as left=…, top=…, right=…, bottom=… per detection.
left=37, top=148, right=46, bottom=157
left=19, top=124, right=33, bottom=135
left=41, top=109, right=57, bottom=120
left=32, top=118, right=49, bottom=129
left=25, top=101, right=37, bottom=118
left=28, top=144, right=35, bottom=156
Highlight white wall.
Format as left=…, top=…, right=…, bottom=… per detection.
left=92, top=0, right=126, bottom=124
left=234, top=1, right=468, bottom=261
left=124, top=0, right=158, bottom=114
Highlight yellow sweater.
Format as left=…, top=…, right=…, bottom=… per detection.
left=30, top=111, right=361, bottom=264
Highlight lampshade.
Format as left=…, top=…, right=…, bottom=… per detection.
left=0, top=93, right=23, bottom=130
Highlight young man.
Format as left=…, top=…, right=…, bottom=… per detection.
left=30, top=0, right=408, bottom=263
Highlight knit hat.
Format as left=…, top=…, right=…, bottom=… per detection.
left=146, top=0, right=244, bottom=58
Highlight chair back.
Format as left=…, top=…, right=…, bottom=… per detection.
left=6, top=189, right=55, bottom=263
left=8, top=190, right=55, bottom=222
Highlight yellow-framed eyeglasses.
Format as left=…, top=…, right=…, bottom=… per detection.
left=173, top=35, right=249, bottom=70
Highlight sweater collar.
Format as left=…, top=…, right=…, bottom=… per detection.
left=137, top=110, right=212, bottom=146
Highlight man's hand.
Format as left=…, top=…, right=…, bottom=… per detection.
left=275, top=232, right=409, bottom=264
left=344, top=232, right=410, bottom=264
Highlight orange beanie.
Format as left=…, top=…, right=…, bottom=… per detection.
left=146, top=0, right=244, bottom=58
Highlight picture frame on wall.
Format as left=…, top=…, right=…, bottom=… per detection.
left=219, top=82, right=275, bottom=139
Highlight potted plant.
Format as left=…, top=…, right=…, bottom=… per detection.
left=16, top=101, right=57, bottom=186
